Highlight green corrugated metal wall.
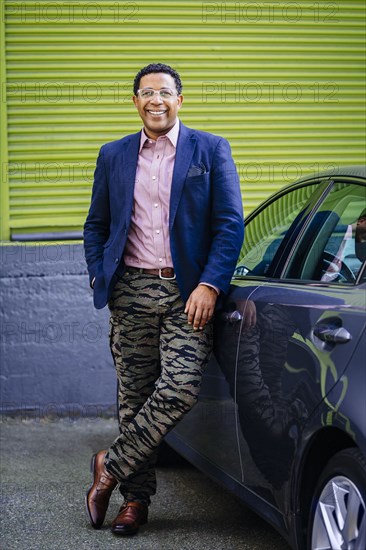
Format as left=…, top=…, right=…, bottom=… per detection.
left=2, top=0, right=366, bottom=239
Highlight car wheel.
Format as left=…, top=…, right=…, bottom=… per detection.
left=308, top=448, right=366, bottom=550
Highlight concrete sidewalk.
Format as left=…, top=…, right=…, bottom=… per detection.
left=0, top=417, right=288, bottom=550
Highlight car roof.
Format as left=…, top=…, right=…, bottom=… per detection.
left=295, top=165, right=366, bottom=184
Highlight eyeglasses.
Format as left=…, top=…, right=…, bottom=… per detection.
left=136, top=88, right=178, bottom=100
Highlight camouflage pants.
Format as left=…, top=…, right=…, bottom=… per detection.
left=104, top=272, right=213, bottom=504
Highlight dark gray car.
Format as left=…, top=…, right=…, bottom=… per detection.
left=167, top=166, right=366, bottom=550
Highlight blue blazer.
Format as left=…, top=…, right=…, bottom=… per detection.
left=84, top=122, right=244, bottom=309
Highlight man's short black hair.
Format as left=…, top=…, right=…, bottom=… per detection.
left=133, top=63, right=183, bottom=95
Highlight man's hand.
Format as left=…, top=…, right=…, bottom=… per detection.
left=184, top=285, right=218, bottom=331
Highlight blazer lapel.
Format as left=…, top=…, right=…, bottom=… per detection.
left=121, top=132, right=140, bottom=229
left=170, top=124, right=197, bottom=229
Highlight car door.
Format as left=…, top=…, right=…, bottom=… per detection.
left=216, top=176, right=366, bottom=508
left=205, top=177, right=329, bottom=483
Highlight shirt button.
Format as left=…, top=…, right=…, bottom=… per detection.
left=115, top=258, right=119, bottom=263
left=159, top=258, right=163, bottom=262
left=156, top=230, right=160, bottom=234
left=154, top=203, right=159, bottom=208
left=152, top=176, right=156, bottom=180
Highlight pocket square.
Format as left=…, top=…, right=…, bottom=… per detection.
left=187, top=162, right=207, bottom=178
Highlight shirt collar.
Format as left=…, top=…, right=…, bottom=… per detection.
left=139, top=119, right=180, bottom=152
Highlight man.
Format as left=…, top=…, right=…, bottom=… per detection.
left=83, top=63, right=244, bottom=536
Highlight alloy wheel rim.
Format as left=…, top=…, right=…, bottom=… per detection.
left=311, top=475, right=366, bottom=550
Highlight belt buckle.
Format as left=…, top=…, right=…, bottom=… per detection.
left=159, top=268, right=176, bottom=280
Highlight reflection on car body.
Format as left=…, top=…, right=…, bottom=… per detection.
left=167, top=167, right=366, bottom=550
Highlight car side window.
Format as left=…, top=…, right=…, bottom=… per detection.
left=286, top=181, right=366, bottom=283
left=235, top=183, right=320, bottom=277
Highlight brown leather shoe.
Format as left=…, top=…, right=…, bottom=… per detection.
left=111, top=501, right=148, bottom=536
left=85, top=450, right=118, bottom=529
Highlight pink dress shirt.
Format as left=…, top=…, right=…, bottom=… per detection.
left=123, top=120, right=180, bottom=269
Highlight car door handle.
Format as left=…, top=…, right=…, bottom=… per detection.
left=313, top=324, right=352, bottom=344
left=221, top=310, right=243, bottom=324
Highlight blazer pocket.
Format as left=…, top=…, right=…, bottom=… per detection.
left=187, top=162, right=207, bottom=177
left=185, top=171, right=210, bottom=183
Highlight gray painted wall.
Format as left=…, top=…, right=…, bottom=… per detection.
left=0, top=244, right=116, bottom=418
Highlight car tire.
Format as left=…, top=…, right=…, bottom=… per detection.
left=307, top=448, right=366, bottom=550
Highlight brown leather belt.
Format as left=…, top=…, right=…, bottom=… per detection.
left=126, top=266, right=176, bottom=280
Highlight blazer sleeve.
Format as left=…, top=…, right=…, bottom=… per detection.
left=199, top=137, right=244, bottom=294
left=83, top=146, right=111, bottom=286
